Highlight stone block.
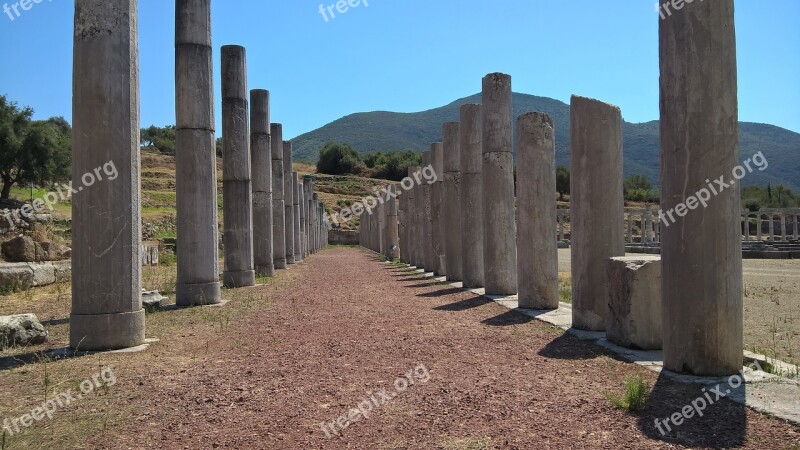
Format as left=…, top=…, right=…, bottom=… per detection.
left=0, top=313, right=47, bottom=348
left=606, top=256, right=662, bottom=350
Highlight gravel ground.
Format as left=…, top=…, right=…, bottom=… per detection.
left=81, top=247, right=800, bottom=449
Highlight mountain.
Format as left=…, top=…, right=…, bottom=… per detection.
left=291, top=93, right=800, bottom=190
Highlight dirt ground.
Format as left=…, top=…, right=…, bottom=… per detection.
left=558, top=249, right=800, bottom=366
left=1, top=247, right=798, bottom=449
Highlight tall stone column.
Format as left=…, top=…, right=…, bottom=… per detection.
left=443, top=123, right=463, bottom=282
left=570, top=95, right=624, bottom=331
left=312, top=194, right=320, bottom=252
left=398, top=188, right=407, bottom=262
left=431, top=143, right=446, bottom=275
left=780, top=214, right=787, bottom=241
left=283, top=142, right=296, bottom=264
left=220, top=45, right=255, bottom=288
left=517, top=113, right=558, bottom=310
left=421, top=151, right=434, bottom=271
left=413, top=166, right=426, bottom=269
left=481, top=73, right=517, bottom=295
left=660, top=0, right=742, bottom=375
left=743, top=212, right=750, bottom=241
left=460, top=104, right=484, bottom=288
left=385, top=185, right=400, bottom=259
left=271, top=124, right=286, bottom=269
left=627, top=213, right=634, bottom=243
left=292, top=172, right=302, bottom=261
left=71, top=0, right=145, bottom=350
left=406, top=167, right=418, bottom=266
left=250, top=89, right=274, bottom=277
left=303, top=176, right=314, bottom=255
left=769, top=214, right=775, bottom=241
left=296, top=175, right=308, bottom=259
left=757, top=214, right=763, bottom=241
left=175, top=0, right=222, bottom=305
left=795, top=215, right=799, bottom=240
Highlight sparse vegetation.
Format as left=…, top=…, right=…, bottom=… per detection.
left=605, top=374, right=650, bottom=412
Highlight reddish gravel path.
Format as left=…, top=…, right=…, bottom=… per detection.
left=92, top=247, right=799, bottom=449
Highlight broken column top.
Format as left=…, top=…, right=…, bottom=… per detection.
left=570, top=95, right=621, bottom=117
left=443, top=122, right=460, bottom=173
left=221, top=45, right=247, bottom=100
left=270, top=124, right=283, bottom=159
left=432, top=143, right=444, bottom=181
left=250, top=89, right=270, bottom=134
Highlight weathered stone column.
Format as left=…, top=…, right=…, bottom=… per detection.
left=250, top=89, right=274, bottom=277
left=71, top=0, right=145, bottom=350
left=271, top=124, right=286, bottom=268
left=481, top=73, right=517, bottom=295
left=443, top=123, right=463, bottom=282
left=385, top=185, right=400, bottom=259
left=460, top=104, right=484, bottom=288
left=175, top=0, right=222, bottom=305
left=398, top=187, right=407, bottom=262
left=431, top=143, right=446, bottom=275
left=757, top=214, right=763, bottom=241
left=795, top=215, right=799, bottom=240
left=627, top=213, right=634, bottom=243
left=292, top=172, right=302, bottom=261
left=660, top=0, right=742, bottom=375
left=769, top=214, right=775, bottom=241
left=570, top=95, right=624, bottom=331
left=517, top=113, right=558, bottom=310
left=312, top=193, right=320, bottom=252
left=421, top=151, right=434, bottom=271
left=406, top=167, right=418, bottom=266
left=298, top=180, right=305, bottom=258
left=743, top=211, right=750, bottom=241
left=283, top=142, right=296, bottom=264
left=303, top=176, right=313, bottom=255
left=780, top=214, right=787, bottom=241
left=220, top=45, right=255, bottom=288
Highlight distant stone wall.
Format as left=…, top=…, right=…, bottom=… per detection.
left=329, top=229, right=358, bottom=246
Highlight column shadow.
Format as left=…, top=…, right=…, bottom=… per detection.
left=481, top=309, right=535, bottom=326
left=416, top=287, right=463, bottom=297
left=635, top=372, right=747, bottom=448
left=537, top=333, right=611, bottom=360
left=433, top=295, right=492, bottom=311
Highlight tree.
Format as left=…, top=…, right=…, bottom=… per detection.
left=317, top=142, right=362, bottom=175
left=0, top=95, right=71, bottom=200
left=140, top=125, right=176, bottom=155
left=624, top=175, right=653, bottom=193
left=556, top=166, right=570, bottom=200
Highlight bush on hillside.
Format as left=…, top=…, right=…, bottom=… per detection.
left=317, top=142, right=362, bottom=175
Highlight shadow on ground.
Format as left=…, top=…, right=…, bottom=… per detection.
left=636, top=373, right=747, bottom=448
left=433, top=295, right=493, bottom=312
left=537, top=332, right=612, bottom=360
left=417, top=287, right=465, bottom=298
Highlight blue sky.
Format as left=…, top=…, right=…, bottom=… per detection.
left=0, top=0, right=798, bottom=139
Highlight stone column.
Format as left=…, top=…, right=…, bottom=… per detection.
left=795, top=215, right=799, bottom=240
left=431, top=143, right=446, bottom=276
left=743, top=212, right=750, bottom=241
left=271, top=124, right=286, bottom=269
left=559, top=213, right=566, bottom=242
left=386, top=185, right=400, bottom=259
left=570, top=95, right=624, bottom=331
left=398, top=187, right=406, bottom=262
left=312, top=193, right=320, bottom=252
left=284, top=142, right=296, bottom=264
left=421, top=151, right=435, bottom=272
left=406, top=167, right=418, bottom=266
left=780, top=214, right=787, bottom=241
left=460, top=104, right=484, bottom=288
left=643, top=207, right=652, bottom=244
left=71, top=0, right=145, bottom=350
left=299, top=180, right=306, bottom=258
left=443, top=123, right=463, bottom=282
left=769, top=214, right=775, bottom=241
left=220, top=45, right=255, bottom=288
left=481, top=73, right=517, bottom=295
left=757, top=214, right=763, bottom=241
left=250, top=90, right=274, bottom=277
left=175, top=0, right=222, bottom=305
left=377, top=198, right=385, bottom=255
left=292, top=172, right=302, bottom=261
left=517, top=113, right=559, bottom=310
left=627, top=213, right=633, bottom=243
left=660, top=0, right=742, bottom=375
left=304, top=176, right=314, bottom=255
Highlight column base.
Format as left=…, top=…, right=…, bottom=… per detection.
left=274, top=258, right=287, bottom=270
left=176, top=281, right=222, bottom=307
left=223, top=270, right=255, bottom=288
left=70, top=309, right=146, bottom=351
left=255, top=264, right=275, bottom=277
left=287, top=255, right=296, bottom=265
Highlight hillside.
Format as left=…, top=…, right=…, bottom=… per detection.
left=291, top=93, right=800, bottom=190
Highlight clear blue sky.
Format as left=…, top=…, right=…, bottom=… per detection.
left=1, top=0, right=798, bottom=139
